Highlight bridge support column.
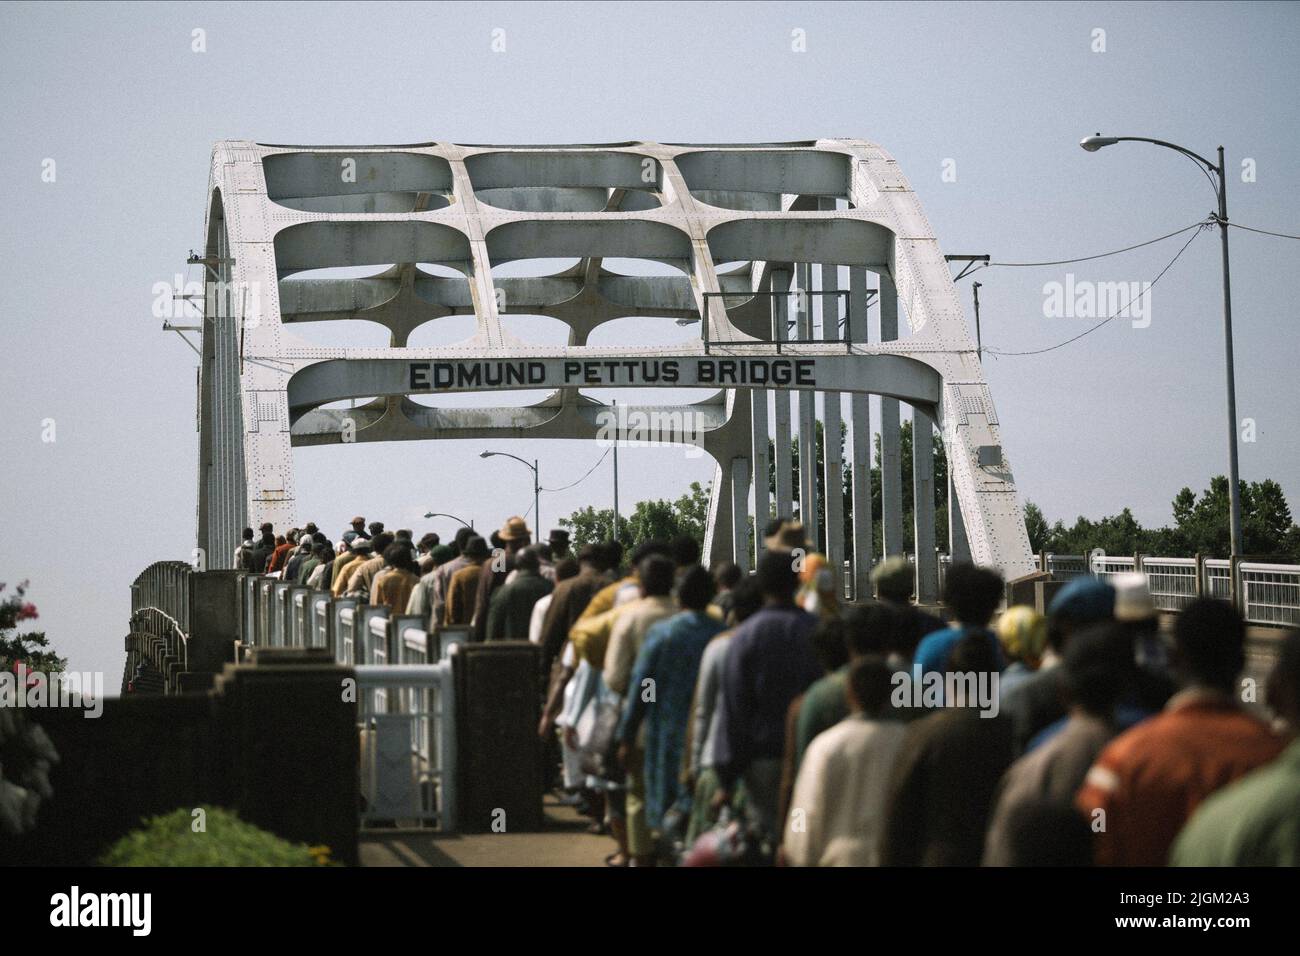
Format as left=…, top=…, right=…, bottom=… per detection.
left=796, top=262, right=818, bottom=547
left=772, top=269, right=794, bottom=524
left=948, top=465, right=971, bottom=562
left=913, top=404, right=939, bottom=604
left=880, top=276, right=904, bottom=557
left=849, top=267, right=874, bottom=601
left=731, top=456, right=752, bottom=571
left=820, top=252, right=844, bottom=592
left=702, top=389, right=751, bottom=568
left=197, top=217, right=249, bottom=570
left=751, top=385, right=770, bottom=567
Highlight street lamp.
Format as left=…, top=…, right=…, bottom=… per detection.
left=1079, top=133, right=1243, bottom=561
left=479, top=451, right=540, bottom=535
left=423, top=511, right=474, bottom=530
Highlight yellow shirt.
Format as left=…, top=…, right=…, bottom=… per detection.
left=578, top=575, right=635, bottom=622
left=331, top=555, right=367, bottom=597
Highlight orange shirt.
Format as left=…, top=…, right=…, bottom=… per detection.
left=1075, top=690, right=1288, bottom=866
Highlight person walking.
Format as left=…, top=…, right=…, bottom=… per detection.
left=617, top=566, right=725, bottom=859
left=713, top=550, right=823, bottom=847
left=1075, top=598, right=1288, bottom=866
left=785, top=656, right=907, bottom=867
left=486, top=547, right=553, bottom=641
left=444, top=535, right=491, bottom=627
left=371, top=543, right=420, bottom=612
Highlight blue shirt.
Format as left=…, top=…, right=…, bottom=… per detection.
left=714, top=604, right=822, bottom=786
left=618, top=610, right=725, bottom=829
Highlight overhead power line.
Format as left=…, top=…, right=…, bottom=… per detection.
left=986, top=219, right=1211, bottom=268
left=1228, top=220, right=1300, bottom=241
left=541, top=447, right=612, bottom=493
left=983, top=222, right=1210, bottom=357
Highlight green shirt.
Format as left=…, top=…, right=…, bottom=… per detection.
left=794, top=668, right=849, bottom=771
left=1171, top=737, right=1300, bottom=866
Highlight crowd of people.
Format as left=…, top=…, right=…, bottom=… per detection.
left=237, top=513, right=1300, bottom=867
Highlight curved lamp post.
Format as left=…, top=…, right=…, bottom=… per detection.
left=1079, top=134, right=1243, bottom=561
left=480, top=451, right=540, bottom=534
left=423, top=511, right=474, bottom=531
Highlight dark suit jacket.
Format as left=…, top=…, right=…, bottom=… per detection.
left=882, top=706, right=1015, bottom=866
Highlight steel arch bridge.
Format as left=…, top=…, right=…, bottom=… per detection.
left=194, top=138, right=1034, bottom=599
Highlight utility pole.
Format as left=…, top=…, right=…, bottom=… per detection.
left=1079, top=134, right=1243, bottom=561
left=612, top=399, right=620, bottom=543
left=972, top=281, right=983, bottom=357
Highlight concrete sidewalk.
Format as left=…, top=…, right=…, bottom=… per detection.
left=361, top=796, right=614, bottom=867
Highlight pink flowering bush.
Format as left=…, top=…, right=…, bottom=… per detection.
left=0, top=581, right=66, bottom=675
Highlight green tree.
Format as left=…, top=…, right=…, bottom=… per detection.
left=1026, top=475, right=1300, bottom=560
left=559, top=480, right=712, bottom=554
left=1168, top=476, right=1299, bottom=558
left=1023, top=501, right=1051, bottom=553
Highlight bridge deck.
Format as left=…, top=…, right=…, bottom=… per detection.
left=360, top=798, right=608, bottom=867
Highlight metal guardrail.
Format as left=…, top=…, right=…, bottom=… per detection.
left=356, top=659, right=457, bottom=832
left=836, top=550, right=1299, bottom=626
left=127, top=561, right=196, bottom=694
left=229, top=572, right=465, bottom=832
left=1041, top=553, right=1300, bottom=628
left=1239, top=563, right=1300, bottom=627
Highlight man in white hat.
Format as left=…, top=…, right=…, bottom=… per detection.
left=1112, top=570, right=1176, bottom=712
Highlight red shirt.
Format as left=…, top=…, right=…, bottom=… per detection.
left=1075, top=690, right=1288, bottom=866
left=267, top=542, right=293, bottom=574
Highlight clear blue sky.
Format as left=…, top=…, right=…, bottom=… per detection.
left=1, top=1, right=1297, bottom=683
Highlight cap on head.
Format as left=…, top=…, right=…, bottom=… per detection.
left=763, top=520, right=810, bottom=553
left=1048, top=577, right=1115, bottom=625
left=1112, top=572, right=1157, bottom=623
left=871, top=556, right=914, bottom=601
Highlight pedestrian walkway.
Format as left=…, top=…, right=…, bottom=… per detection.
left=360, top=797, right=610, bottom=867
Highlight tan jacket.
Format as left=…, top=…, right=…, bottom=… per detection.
left=347, top=555, right=386, bottom=596
left=331, top=555, right=367, bottom=597
left=444, top=560, right=486, bottom=626
left=372, top=568, right=418, bottom=613
left=603, top=595, right=677, bottom=696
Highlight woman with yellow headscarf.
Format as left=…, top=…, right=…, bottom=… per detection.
left=796, top=553, right=840, bottom=619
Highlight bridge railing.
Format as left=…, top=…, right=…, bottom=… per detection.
left=840, top=550, right=1300, bottom=626
left=1139, top=557, right=1199, bottom=612
left=226, top=572, right=467, bottom=831
left=356, top=660, right=456, bottom=832
left=1037, top=552, right=1300, bottom=628
left=1239, top=563, right=1300, bottom=627
left=125, top=561, right=196, bottom=693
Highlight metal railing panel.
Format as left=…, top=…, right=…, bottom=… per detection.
left=310, top=593, right=332, bottom=650
left=334, top=601, right=359, bottom=666
left=355, top=661, right=456, bottom=832
left=1141, top=557, right=1199, bottom=613
left=1239, top=562, right=1300, bottom=627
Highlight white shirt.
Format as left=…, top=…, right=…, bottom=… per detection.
left=784, top=716, right=908, bottom=867
left=528, top=592, right=554, bottom=644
